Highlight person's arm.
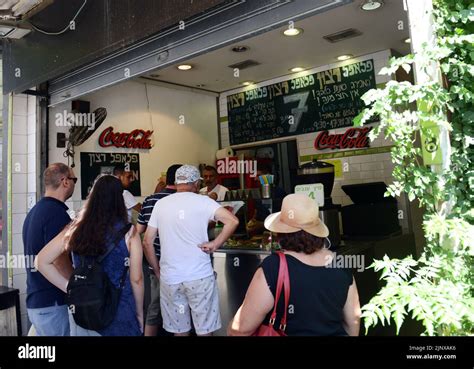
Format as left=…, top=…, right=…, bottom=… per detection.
left=143, top=225, right=160, bottom=278
left=35, top=228, right=70, bottom=293
left=43, top=217, right=73, bottom=280
left=127, top=226, right=144, bottom=332
left=228, top=268, right=274, bottom=336
left=199, top=207, right=238, bottom=254
left=136, top=223, right=146, bottom=234
left=342, top=278, right=361, bottom=336
left=53, top=249, right=74, bottom=281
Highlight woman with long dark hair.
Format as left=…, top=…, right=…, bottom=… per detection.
left=36, top=175, right=144, bottom=336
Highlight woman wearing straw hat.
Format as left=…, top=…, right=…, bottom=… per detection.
left=228, top=194, right=361, bottom=336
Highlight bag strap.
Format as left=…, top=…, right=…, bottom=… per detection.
left=118, top=264, right=129, bottom=289
left=278, top=252, right=290, bottom=331
left=268, top=251, right=290, bottom=330
left=97, top=223, right=132, bottom=263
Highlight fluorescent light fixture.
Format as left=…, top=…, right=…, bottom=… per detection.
left=7, top=27, right=31, bottom=38
left=290, top=67, right=305, bottom=72
left=240, top=81, right=255, bottom=86
left=177, top=64, right=193, bottom=71
left=0, top=25, right=31, bottom=38
left=361, top=0, right=384, bottom=11
left=337, top=54, right=353, bottom=61
left=0, top=26, right=15, bottom=36
left=283, top=27, right=303, bottom=37
left=404, top=37, right=411, bottom=44
left=12, top=0, right=43, bottom=17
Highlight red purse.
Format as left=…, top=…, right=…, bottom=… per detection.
left=252, top=252, right=290, bottom=336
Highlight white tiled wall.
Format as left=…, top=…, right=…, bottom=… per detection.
left=218, top=49, right=409, bottom=232
left=9, top=93, right=37, bottom=335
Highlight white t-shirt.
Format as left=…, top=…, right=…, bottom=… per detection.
left=148, top=192, right=221, bottom=284
left=123, top=190, right=138, bottom=221
left=199, top=184, right=229, bottom=201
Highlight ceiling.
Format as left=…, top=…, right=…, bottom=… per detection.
left=141, top=0, right=410, bottom=93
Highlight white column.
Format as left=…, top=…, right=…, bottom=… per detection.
left=406, top=0, right=452, bottom=214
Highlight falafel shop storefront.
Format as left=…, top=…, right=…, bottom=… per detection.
left=3, top=0, right=424, bottom=336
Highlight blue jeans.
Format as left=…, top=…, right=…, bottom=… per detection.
left=27, top=304, right=70, bottom=336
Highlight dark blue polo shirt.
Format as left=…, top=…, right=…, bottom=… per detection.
left=22, top=197, right=71, bottom=309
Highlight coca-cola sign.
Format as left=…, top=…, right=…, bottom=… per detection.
left=98, top=126, right=153, bottom=149
left=314, top=127, right=372, bottom=150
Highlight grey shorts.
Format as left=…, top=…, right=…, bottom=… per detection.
left=146, top=274, right=162, bottom=326
left=160, top=274, right=221, bottom=335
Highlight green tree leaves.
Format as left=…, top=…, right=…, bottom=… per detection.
left=357, top=0, right=474, bottom=336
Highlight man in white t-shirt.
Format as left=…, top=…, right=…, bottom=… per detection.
left=113, top=165, right=141, bottom=221
left=199, top=165, right=229, bottom=201
left=144, top=164, right=238, bottom=336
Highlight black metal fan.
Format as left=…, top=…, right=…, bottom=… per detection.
left=62, top=107, right=107, bottom=167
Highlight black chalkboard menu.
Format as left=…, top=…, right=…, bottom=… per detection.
left=80, top=152, right=141, bottom=200
left=227, top=59, right=377, bottom=145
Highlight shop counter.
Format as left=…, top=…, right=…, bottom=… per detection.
left=213, top=246, right=270, bottom=336
left=212, top=233, right=417, bottom=336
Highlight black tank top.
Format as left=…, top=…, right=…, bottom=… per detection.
left=260, top=253, right=353, bottom=336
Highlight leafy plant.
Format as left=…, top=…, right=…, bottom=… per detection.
left=354, top=0, right=474, bottom=335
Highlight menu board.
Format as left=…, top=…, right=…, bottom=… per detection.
left=227, top=59, right=376, bottom=145
left=80, top=152, right=141, bottom=200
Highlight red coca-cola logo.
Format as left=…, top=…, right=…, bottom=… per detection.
left=314, top=127, right=372, bottom=150
left=98, top=126, right=153, bottom=149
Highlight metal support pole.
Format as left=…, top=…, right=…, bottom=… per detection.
left=406, top=0, right=452, bottom=215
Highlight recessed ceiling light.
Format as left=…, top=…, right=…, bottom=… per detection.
left=290, top=67, right=305, bottom=72
left=240, top=81, right=255, bottom=86
left=177, top=64, right=193, bottom=71
left=231, top=45, right=249, bottom=53
left=337, top=54, right=353, bottom=61
left=283, top=27, right=303, bottom=37
left=404, top=37, right=411, bottom=44
left=360, top=0, right=384, bottom=11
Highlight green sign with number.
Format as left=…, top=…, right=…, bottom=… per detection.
left=227, top=59, right=377, bottom=145
left=294, top=183, right=325, bottom=207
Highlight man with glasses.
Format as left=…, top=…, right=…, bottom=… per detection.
left=23, top=163, right=76, bottom=336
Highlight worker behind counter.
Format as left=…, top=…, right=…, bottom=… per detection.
left=199, top=165, right=229, bottom=201
left=113, top=165, right=142, bottom=222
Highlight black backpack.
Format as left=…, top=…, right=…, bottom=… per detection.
left=66, top=223, right=132, bottom=331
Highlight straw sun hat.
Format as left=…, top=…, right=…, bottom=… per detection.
left=264, top=193, right=329, bottom=237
